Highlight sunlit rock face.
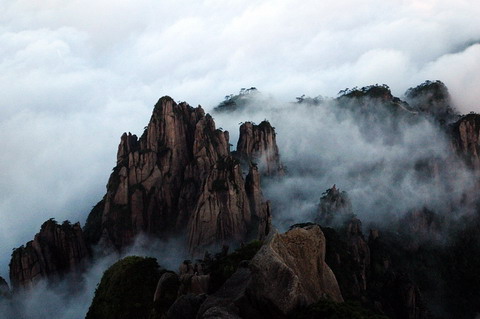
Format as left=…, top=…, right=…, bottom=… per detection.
left=9, top=219, right=89, bottom=290
left=84, top=96, right=276, bottom=254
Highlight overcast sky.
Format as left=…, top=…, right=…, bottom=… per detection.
left=1, top=0, right=480, bottom=280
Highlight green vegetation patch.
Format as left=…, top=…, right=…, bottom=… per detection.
left=205, top=240, right=263, bottom=293
left=86, top=256, right=163, bottom=319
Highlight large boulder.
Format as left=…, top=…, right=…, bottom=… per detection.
left=194, top=226, right=343, bottom=318
left=247, top=225, right=343, bottom=316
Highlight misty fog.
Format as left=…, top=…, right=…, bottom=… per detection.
left=1, top=86, right=477, bottom=318
left=2, top=0, right=480, bottom=281
left=211, top=91, right=475, bottom=231
left=2, top=1, right=480, bottom=318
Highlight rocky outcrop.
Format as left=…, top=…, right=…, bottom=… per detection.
left=451, top=113, right=480, bottom=169
left=85, top=96, right=272, bottom=253
left=236, top=121, right=284, bottom=176
left=176, top=226, right=342, bottom=318
left=404, top=80, right=455, bottom=122
left=177, top=260, right=209, bottom=295
left=247, top=225, right=343, bottom=316
left=9, top=219, right=89, bottom=290
left=316, top=185, right=353, bottom=226
left=97, top=97, right=209, bottom=249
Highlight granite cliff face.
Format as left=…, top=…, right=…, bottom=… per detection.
left=85, top=96, right=274, bottom=253
left=236, top=121, right=284, bottom=176
left=452, top=113, right=480, bottom=169
left=9, top=96, right=277, bottom=290
left=187, top=161, right=271, bottom=254
left=247, top=225, right=343, bottom=315
left=9, top=219, right=89, bottom=290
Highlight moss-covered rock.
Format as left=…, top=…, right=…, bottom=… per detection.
left=85, top=256, right=163, bottom=319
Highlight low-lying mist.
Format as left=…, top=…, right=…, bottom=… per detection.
left=210, top=90, right=475, bottom=232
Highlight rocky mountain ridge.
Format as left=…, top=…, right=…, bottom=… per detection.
left=9, top=219, right=89, bottom=290
left=9, top=96, right=280, bottom=289
left=4, top=81, right=480, bottom=318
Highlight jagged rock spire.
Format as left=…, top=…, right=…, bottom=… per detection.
left=84, top=96, right=273, bottom=253
left=236, top=121, right=284, bottom=176
left=9, top=219, right=89, bottom=290
left=10, top=96, right=279, bottom=290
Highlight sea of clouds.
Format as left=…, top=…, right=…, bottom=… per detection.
left=1, top=0, right=480, bottom=303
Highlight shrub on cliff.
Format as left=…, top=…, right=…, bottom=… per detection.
left=86, top=256, right=163, bottom=319
left=205, top=240, right=263, bottom=293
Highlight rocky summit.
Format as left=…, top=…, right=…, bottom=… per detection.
left=9, top=219, right=89, bottom=290
left=6, top=82, right=480, bottom=319
left=9, top=96, right=278, bottom=289
left=84, top=96, right=274, bottom=254
left=236, top=121, right=284, bottom=176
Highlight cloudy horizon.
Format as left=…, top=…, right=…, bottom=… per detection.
left=1, top=0, right=480, bottom=282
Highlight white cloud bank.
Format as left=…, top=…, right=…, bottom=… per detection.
left=1, top=0, right=480, bottom=280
